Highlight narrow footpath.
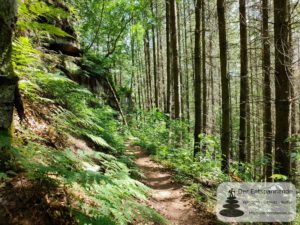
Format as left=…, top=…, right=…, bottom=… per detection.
left=127, top=143, right=217, bottom=225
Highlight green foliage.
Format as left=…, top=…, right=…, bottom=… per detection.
left=229, top=161, right=254, bottom=181
left=20, top=21, right=73, bottom=37
left=85, top=133, right=115, bottom=151
left=0, top=172, right=9, bottom=181
left=271, top=174, right=288, bottom=181
left=17, top=0, right=72, bottom=38
left=131, top=110, right=228, bottom=185
left=8, top=24, right=165, bottom=224
left=0, top=131, right=11, bottom=149
left=18, top=0, right=69, bottom=21
left=12, top=37, right=40, bottom=74
left=68, top=0, right=148, bottom=59
left=9, top=136, right=165, bottom=225
left=17, top=67, right=124, bottom=152
left=296, top=200, right=300, bottom=225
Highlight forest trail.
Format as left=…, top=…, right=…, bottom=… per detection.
left=126, top=142, right=216, bottom=225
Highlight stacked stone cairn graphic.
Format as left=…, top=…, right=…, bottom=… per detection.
left=220, top=188, right=244, bottom=217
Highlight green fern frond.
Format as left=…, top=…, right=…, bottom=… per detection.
left=17, top=0, right=72, bottom=38
left=85, top=134, right=115, bottom=151
left=18, top=21, right=73, bottom=38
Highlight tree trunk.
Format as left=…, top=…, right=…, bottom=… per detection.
left=262, top=0, right=273, bottom=181
left=209, top=34, right=215, bottom=133
left=238, top=0, right=248, bottom=163
left=130, top=33, right=135, bottom=112
left=177, top=2, right=184, bottom=119
left=156, top=2, right=164, bottom=111
left=165, top=0, right=172, bottom=116
left=151, top=0, right=159, bottom=109
left=144, top=31, right=152, bottom=109
left=0, top=0, right=18, bottom=147
left=273, top=0, right=291, bottom=177
left=201, top=0, right=207, bottom=134
left=183, top=0, right=190, bottom=124
left=288, top=1, right=297, bottom=182
left=217, top=0, right=230, bottom=173
left=170, top=0, right=181, bottom=119
left=194, top=0, right=202, bottom=156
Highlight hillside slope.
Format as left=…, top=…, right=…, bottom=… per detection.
left=0, top=1, right=165, bottom=224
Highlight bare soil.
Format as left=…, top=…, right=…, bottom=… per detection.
left=128, top=144, right=217, bottom=225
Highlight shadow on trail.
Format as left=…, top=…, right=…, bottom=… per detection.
left=128, top=143, right=220, bottom=225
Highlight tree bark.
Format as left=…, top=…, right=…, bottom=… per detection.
left=209, top=34, right=215, bottom=133
left=0, top=0, right=18, bottom=147
left=262, top=0, right=273, bottom=181
left=273, top=0, right=291, bottom=177
left=183, top=0, right=190, bottom=124
left=238, top=0, right=248, bottom=163
left=201, top=0, right=207, bottom=134
left=288, top=1, right=297, bottom=182
left=177, top=2, right=184, bottom=119
left=194, top=0, right=202, bottom=156
left=151, top=0, right=159, bottom=109
left=217, top=0, right=230, bottom=173
left=144, top=31, right=152, bottom=109
left=165, top=0, right=172, bottom=116
left=170, top=0, right=181, bottom=119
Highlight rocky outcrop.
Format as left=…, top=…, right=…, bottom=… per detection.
left=37, top=0, right=122, bottom=112
left=47, top=41, right=82, bottom=57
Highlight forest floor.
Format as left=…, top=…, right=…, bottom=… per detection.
left=126, top=142, right=217, bottom=225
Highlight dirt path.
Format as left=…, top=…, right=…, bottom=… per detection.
left=127, top=144, right=217, bottom=225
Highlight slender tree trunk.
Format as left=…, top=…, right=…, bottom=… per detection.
left=0, top=0, right=18, bottom=148
left=137, top=58, right=142, bottom=111
left=145, top=31, right=153, bottom=109
left=288, top=1, right=297, bottom=181
left=274, top=0, right=291, bottom=177
left=217, top=0, right=230, bottom=173
left=170, top=0, right=181, bottom=119
left=156, top=2, right=164, bottom=111
left=246, top=91, right=251, bottom=163
left=189, top=3, right=195, bottom=83
left=165, top=0, right=172, bottom=116
left=144, top=37, right=150, bottom=109
left=151, top=0, right=159, bottom=109
left=130, top=34, right=135, bottom=112
left=255, top=45, right=262, bottom=178
left=262, top=0, right=273, bottom=181
left=106, top=78, right=128, bottom=126
left=201, top=0, right=207, bottom=134
left=238, top=0, right=248, bottom=163
left=194, top=0, right=202, bottom=156
left=183, top=0, right=190, bottom=124
left=177, top=2, right=184, bottom=119
left=139, top=49, right=146, bottom=111
left=209, top=34, right=215, bottom=133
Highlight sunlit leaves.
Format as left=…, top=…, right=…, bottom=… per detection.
left=17, top=0, right=72, bottom=38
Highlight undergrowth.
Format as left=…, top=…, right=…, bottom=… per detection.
left=130, top=110, right=227, bottom=185
left=0, top=8, right=167, bottom=224
left=130, top=111, right=300, bottom=223
left=130, top=110, right=230, bottom=210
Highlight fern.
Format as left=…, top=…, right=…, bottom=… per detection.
left=85, top=134, right=115, bottom=151
left=8, top=23, right=165, bottom=224
left=8, top=138, right=165, bottom=225
left=12, top=37, right=41, bottom=75
left=17, top=0, right=72, bottom=38
left=18, top=21, right=73, bottom=38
